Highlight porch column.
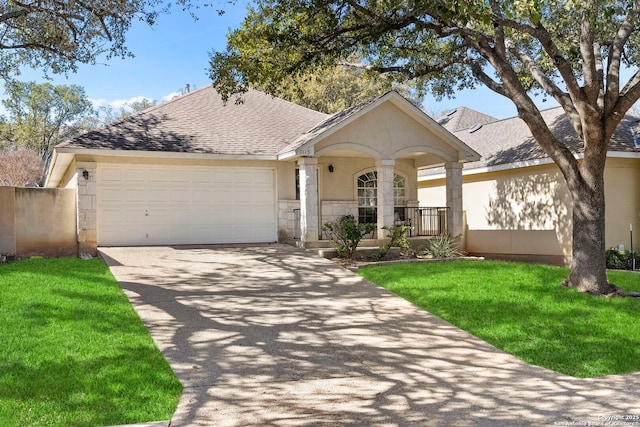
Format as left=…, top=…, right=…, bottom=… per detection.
left=376, top=159, right=395, bottom=239
left=298, top=158, right=319, bottom=245
left=445, top=161, right=463, bottom=237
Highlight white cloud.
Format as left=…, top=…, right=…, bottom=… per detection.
left=163, top=91, right=182, bottom=102
left=89, top=96, right=155, bottom=110
left=89, top=98, right=109, bottom=109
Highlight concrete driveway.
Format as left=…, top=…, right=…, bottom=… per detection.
left=100, top=244, right=640, bottom=426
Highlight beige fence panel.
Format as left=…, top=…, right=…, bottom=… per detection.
left=1, top=187, right=77, bottom=258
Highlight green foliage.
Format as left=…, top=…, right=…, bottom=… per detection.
left=606, top=248, right=640, bottom=271
left=2, top=81, right=94, bottom=156
left=322, top=215, right=375, bottom=258
left=260, top=61, right=423, bottom=114
left=375, top=224, right=413, bottom=259
left=420, top=234, right=465, bottom=258
left=0, top=257, right=182, bottom=426
left=358, top=260, right=640, bottom=378
left=0, top=0, right=198, bottom=79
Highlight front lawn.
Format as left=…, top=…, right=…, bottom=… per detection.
left=358, top=260, right=640, bottom=378
left=0, top=257, right=182, bottom=427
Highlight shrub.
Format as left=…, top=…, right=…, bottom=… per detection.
left=322, top=215, right=375, bottom=258
left=420, top=233, right=465, bottom=258
left=606, top=248, right=640, bottom=270
left=375, top=224, right=413, bottom=259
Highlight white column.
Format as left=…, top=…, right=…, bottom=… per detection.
left=445, top=161, right=463, bottom=237
left=376, top=159, right=395, bottom=240
left=298, top=158, right=319, bottom=245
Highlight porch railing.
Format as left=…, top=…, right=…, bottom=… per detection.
left=393, top=206, right=449, bottom=237
left=293, top=206, right=448, bottom=241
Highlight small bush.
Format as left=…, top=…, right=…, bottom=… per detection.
left=606, top=248, right=640, bottom=270
left=375, top=224, right=413, bottom=259
left=419, top=233, right=465, bottom=258
left=322, top=215, right=375, bottom=258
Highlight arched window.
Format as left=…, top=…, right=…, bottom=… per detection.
left=356, top=171, right=406, bottom=223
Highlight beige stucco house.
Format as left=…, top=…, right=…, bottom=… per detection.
left=46, top=87, right=480, bottom=255
left=419, top=106, right=640, bottom=265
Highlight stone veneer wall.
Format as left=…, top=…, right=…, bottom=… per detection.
left=76, top=162, right=97, bottom=255
left=278, top=200, right=300, bottom=244
left=320, top=200, right=359, bottom=239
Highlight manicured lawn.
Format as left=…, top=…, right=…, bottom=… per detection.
left=358, top=260, right=640, bottom=378
left=0, top=257, right=182, bottom=427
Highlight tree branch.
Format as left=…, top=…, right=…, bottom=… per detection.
left=604, top=1, right=640, bottom=116
left=579, top=16, right=600, bottom=106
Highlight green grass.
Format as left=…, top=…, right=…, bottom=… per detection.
left=0, top=257, right=182, bottom=427
left=358, top=260, right=640, bottom=378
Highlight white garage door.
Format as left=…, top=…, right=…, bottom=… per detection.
left=97, top=164, right=277, bottom=246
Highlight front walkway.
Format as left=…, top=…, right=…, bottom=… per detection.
left=100, top=244, right=640, bottom=426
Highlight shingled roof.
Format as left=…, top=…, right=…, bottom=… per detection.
left=57, top=86, right=329, bottom=157
left=420, top=106, right=640, bottom=178
left=437, top=106, right=498, bottom=132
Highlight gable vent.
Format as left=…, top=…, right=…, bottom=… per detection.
left=469, top=124, right=483, bottom=133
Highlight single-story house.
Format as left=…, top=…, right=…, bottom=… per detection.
left=46, top=88, right=480, bottom=255
left=419, top=106, right=640, bottom=265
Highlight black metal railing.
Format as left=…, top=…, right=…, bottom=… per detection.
left=393, top=206, right=448, bottom=236
left=297, top=206, right=448, bottom=241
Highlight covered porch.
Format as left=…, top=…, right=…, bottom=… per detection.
left=277, top=91, right=480, bottom=248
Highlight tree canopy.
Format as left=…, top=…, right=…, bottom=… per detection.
left=210, top=0, right=640, bottom=296
left=0, top=0, right=196, bottom=78
left=1, top=81, right=94, bottom=157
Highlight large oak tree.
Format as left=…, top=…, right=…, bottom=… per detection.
left=209, top=0, right=640, bottom=296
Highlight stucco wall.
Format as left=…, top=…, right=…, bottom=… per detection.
left=418, top=158, right=640, bottom=264
left=0, top=187, right=16, bottom=255
left=0, top=187, right=77, bottom=257
left=315, top=102, right=459, bottom=161
left=603, top=157, right=640, bottom=249
left=419, top=163, right=572, bottom=264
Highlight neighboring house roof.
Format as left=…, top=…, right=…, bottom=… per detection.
left=437, top=106, right=498, bottom=132
left=420, top=106, right=640, bottom=179
left=57, top=86, right=329, bottom=156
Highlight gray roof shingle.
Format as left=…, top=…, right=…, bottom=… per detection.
left=58, top=86, right=329, bottom=156
left=421, top=106, right=640, bottom=177
left=438, top=106, right=498, bottom=132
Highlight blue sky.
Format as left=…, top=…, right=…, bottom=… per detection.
left=16, top=2, right=537, bottom=119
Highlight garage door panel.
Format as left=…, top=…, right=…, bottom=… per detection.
left=98, top=165, right=276, bottom=246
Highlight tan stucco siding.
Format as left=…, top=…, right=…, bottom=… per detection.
left=314, top=102, right=459, bottom=160
left=419, top=164, right=573, bottom=261
left=419, top=158, right=640, bottom=262
left=604, top=157, right=640, bottom=250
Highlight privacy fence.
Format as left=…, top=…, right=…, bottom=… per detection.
left=0, top=187, right=77, bottom=259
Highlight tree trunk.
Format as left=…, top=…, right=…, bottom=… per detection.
left=564, top=183, right=616, bottom=294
